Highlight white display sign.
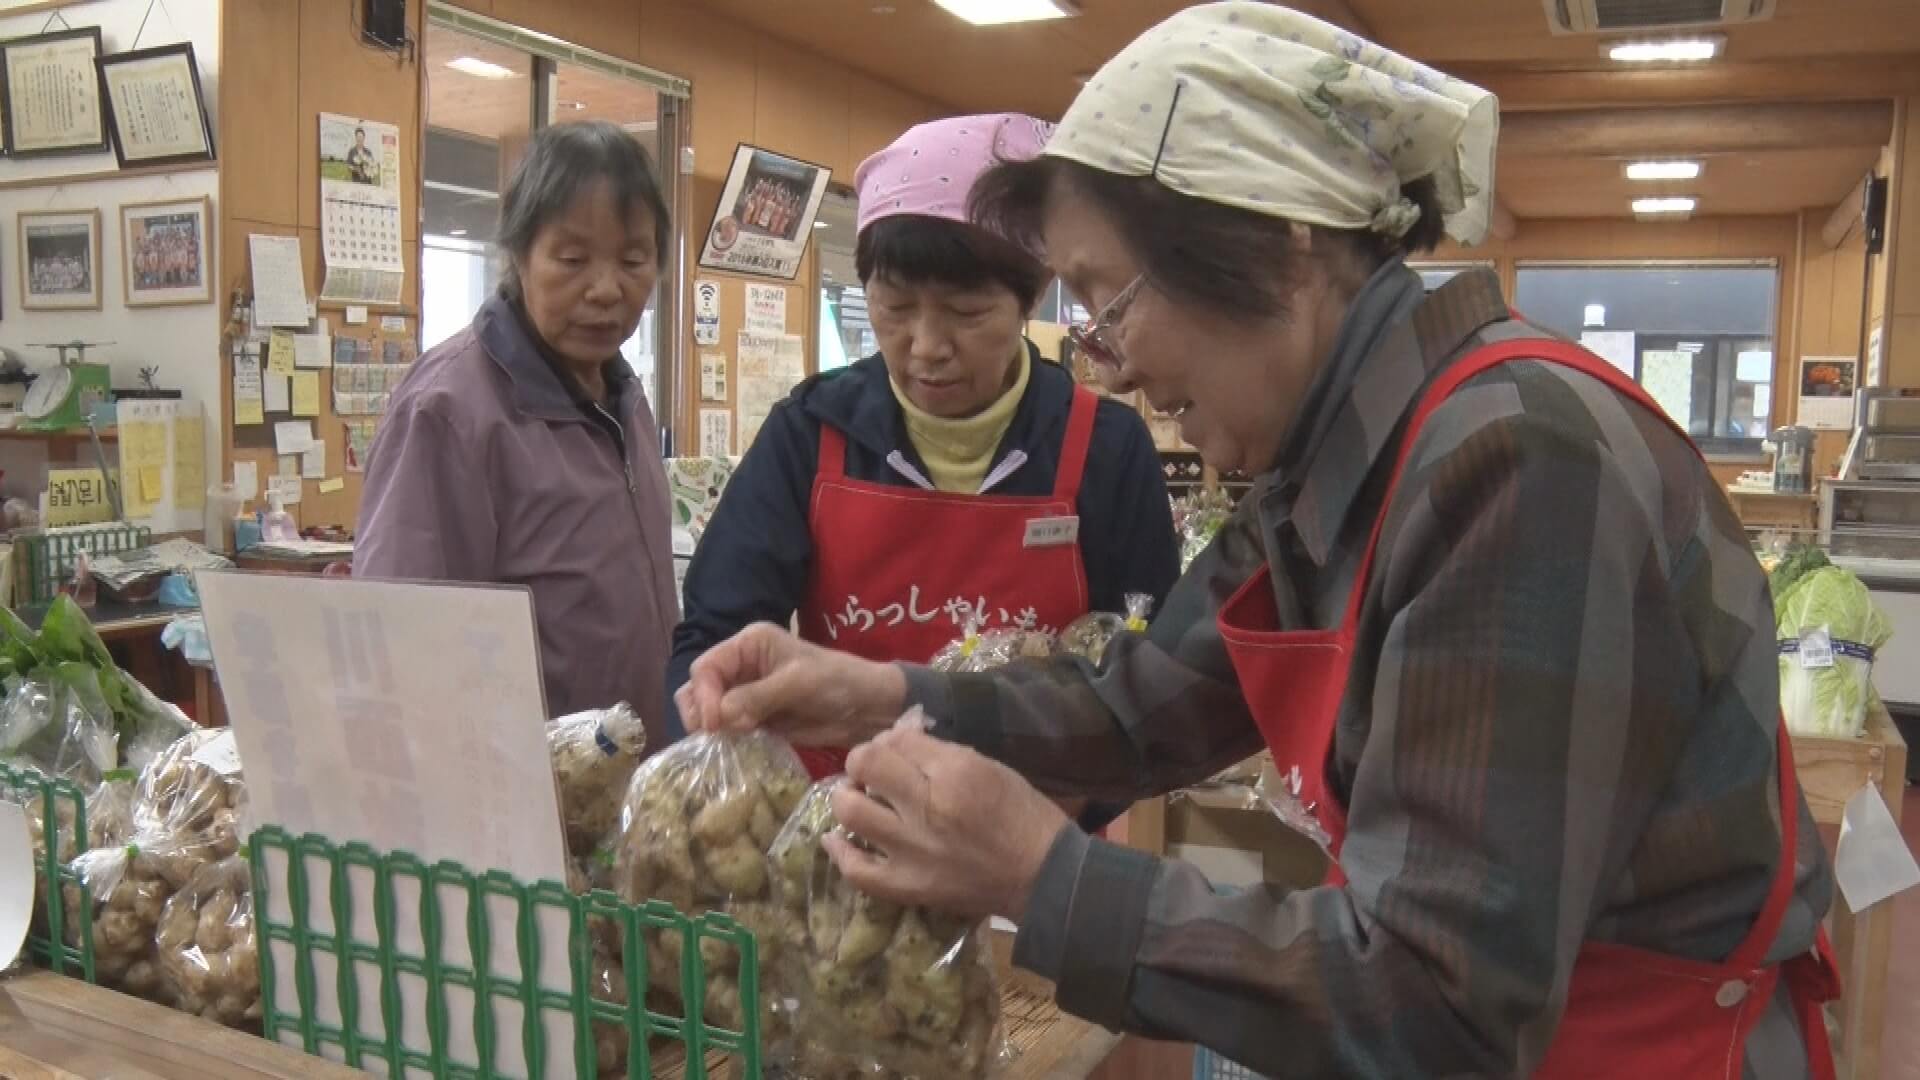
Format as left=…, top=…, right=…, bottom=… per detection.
left=745, top=283, right=788, bottom=333
left=1798, top=355, right=1859, bottom=431
left=197, top=573, right=574, bottom=1077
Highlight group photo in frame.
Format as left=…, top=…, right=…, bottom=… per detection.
left=120, top=195, right=210, bottom=306
left=0, top=26, right=107, bottom=157
left=97, top=41, right=214, bottom=168
left=19, top=207, right=101, bottom=310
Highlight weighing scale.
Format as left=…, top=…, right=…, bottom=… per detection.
left=21, top=341, right=113, bottom=432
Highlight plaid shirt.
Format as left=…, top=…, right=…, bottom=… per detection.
left=906, top=266, right=1833, bottom=1078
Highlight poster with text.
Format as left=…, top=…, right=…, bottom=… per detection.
left=698, top=145, right=831, bottom=281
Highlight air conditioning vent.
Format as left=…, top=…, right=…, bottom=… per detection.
left=1547, top=0, right=1776, bottom=34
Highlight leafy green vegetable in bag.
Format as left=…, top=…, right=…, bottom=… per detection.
left=1777, top=566, right=1894, bottom=737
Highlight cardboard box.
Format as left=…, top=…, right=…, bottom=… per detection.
left=1165, top=782, right=1329, bottom=890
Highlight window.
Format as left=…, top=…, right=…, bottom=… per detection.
left=1514, top=264, right=1779, bottom=455
left=423, top=6, right=689, bottom=422
left=815, top=190, right=865, bottom=372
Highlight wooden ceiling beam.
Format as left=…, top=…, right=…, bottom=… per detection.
left=1822, top=174, right=1872, bottom=250
left=1451, top=56, right=1920, bottom=112
left=1501, top=101, right=1895, bottom=158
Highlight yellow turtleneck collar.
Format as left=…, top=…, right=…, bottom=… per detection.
left=889, top=348, right=1030, bottom=493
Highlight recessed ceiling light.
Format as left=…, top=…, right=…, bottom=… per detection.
left=450, top=229, right=468, bottom=237
left=445, top=56, right=517, bottom=79
left=1584, top=304, right=1606, bottom=328
left=931, top=0, right=1079, bottom=26
left=1633, top=196, right=1698, bottom=215
left=1678, top=341, right=1706, bottom=352
left=1607, top=37, right=1723, bottom=63
left=1625, top=160, right=1702, bottom=181
left=813, top=220, right=831, bottom=228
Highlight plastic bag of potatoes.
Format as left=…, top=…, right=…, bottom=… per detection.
left=548, top=703, right=648, bottom=859
left=132, top=728, right=247, bottom=859
left=153, top=854, right=261, bottom=1030
left=768, top=777, right=1008, bottom=1078
left=1057, top=592, right=1154, bottom=667
left=609, top=731, right=809, bottom=1033
left=928, top=618, right=1059, bottom=673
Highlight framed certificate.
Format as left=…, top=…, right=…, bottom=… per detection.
left=98, top=42, right=214, bottom=168
left=0, top=27, right=107, bottom=157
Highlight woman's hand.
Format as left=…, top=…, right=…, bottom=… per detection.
left=823, top=724, right=1071, bottom=922
left=675, top=622, right=908, bottom=745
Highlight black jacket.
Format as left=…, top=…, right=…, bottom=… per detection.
left=664, top=344, right=1180, bottom=743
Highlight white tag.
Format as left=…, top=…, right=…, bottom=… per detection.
left=189, top=729, right=245, bottom=776
left=1835, top=783, right=1920, bottom=913
left=345, top=306, right=369, bottom=325
left=1800, top=627, right=1835, bottom=669
left=1023, top=515, right=1080, bottom=548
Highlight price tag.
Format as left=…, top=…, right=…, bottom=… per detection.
left=189, top=730, right=245, bottom=776
left=1800, top=627, right=1836, bottom=669
left=1023, top=515, right=1080, bottom=549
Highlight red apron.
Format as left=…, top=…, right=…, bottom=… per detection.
left=1216, top=338, right=1840, bottom=1078
left=793, top=387, right=1100, bottom=779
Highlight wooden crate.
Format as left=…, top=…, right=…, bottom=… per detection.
left=1792, top=702, right=1908, bottom=1080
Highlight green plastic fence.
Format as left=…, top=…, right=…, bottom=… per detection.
left=248, top=826, right=763, bottom=1080
left=0, top=761, right=96, bottom=981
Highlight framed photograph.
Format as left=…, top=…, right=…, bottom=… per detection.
left=19, top=208, right=101, bottom=310
left=97, top=42, right=214, bottom=168
left=697, top=143, right=833, bottom=281
left=121, top=196, right=211, bottom=306
left=0, top=27, right=107, bottom=157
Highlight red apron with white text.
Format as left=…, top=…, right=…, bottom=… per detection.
left=794, top=388, right=1099, bottom=779
left=1215, top=338, right=1840, bottom=1078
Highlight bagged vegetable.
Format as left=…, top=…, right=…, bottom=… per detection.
left=1778, top=566, right=1895, bottom=737
left=153, top=854, right=261, bottom=1030
left=132, top=727, right=248, bottom=860
left=548, top=703, right=648, bottom=857
left=0, top=665, right=118, bottom=788
left=768, top=777, right=1007, bottom=1078
left=1059, top=593, right=1154, bottom=666
left=928, top=619, right=1058, bottom=673
left=21, top=769, right=136, bottom=936
left=1172, top=489, right=1235, bottom=572
left=63, top=842, right=181, bottom=1002
left=610, top=731, right=809, bottom=1031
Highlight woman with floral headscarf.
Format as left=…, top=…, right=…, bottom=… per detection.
left=665, top=115, right=1178, bottom=829
left=677, top=5, right=1842, bottom=1078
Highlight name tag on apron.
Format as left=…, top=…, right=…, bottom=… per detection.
left=1024, top=515, right=1080, bottom=548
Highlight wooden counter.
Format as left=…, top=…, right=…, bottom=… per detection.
left=1726, top=487, right=1820, bottom=532
left=0, top=971, right=362, bottom=1080
left=1790, top=702, right=1908, bottom=1080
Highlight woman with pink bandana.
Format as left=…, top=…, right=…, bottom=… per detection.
left=665, top=115, right=1178, bottom=818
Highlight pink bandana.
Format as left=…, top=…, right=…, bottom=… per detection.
left=854, top=113, right=1056, bottom=236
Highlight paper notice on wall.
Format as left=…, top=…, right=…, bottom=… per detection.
left=1578, top=331, right=1636, bottom=378
left=318, top=113, right=406, bottom=305
left=294, top=334, right=332, bottom=369
left=173, top=417, right=206, bottom=511
left=693, top=279, right=721, bottom=345
left=736, top=330, right=806, bottom=450
left=346, top=420, right=377, bottom=472
left=234, top=461, right=259, bottom=500
left=699, top=408, right=732, bottom=458
left=745, top=283, right=787, bottom=332
left=195, top=573, right=573, bottom=1078
left=1799, top=356, right=1859, bottom=431
left=115, top=400, right=206, bottom=533
left=266, top=474, right=302, bottom=506
left=275, top=420, right=314, bottom=456
left=248, top=234, right=310, bottom=327
left=700, top=352, right=727, bottom=402
left=234, top=347, right=265, bottom=426
left=1641, top=350, right=1695, bottom=430
left=291, top=372, right=322, bottom=417
left=302, top=441, right=327, bottom=479
left=267, top=331, right=297, bottom=376
left=264, top=373, right=290, bottom=414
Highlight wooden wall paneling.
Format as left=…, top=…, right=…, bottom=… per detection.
left=492, top=0, right=639, bottom=60
left=439, top=0, right=493, bottom=13
left=846, top=74, right=938, bottom=172
left=752, top=40, right=852, bottom=178
left=295, top=0, right=424, bottom=235
left=220, top=0, right=302, bottom=226
left=635, top=0, right=760, bottom=182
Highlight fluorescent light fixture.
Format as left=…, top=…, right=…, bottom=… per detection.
left=1625, top=160, right=1702, bottom=181
left=446, top=56, right=516, bottom=79
left=932, top=0, right=1078, bottom=26
left=1608, top=37, right=1723, bottom=62
left=1583, top=304, right=1606, bottom=328
left=1678, top=341, right=1706, bottom=352
left=1633, top=196, right=1697, bottom=215
left=450, top=229, right=468, bottom=237
left=813, top=220, right=831, bottom=228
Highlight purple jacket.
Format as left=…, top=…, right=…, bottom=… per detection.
left=355, top=294, right=679, bottom=719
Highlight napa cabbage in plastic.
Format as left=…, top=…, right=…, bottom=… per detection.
left=1776, top=566, right=1894, bottom=737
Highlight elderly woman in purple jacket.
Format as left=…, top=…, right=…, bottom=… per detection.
left=356, top=122, right=679, bottom=718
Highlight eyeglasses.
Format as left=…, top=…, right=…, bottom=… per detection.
left=1067, top=273, right=1145, bottom=371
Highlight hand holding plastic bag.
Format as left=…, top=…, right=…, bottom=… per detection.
left=768, top=776, right=1008, bottom=1078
